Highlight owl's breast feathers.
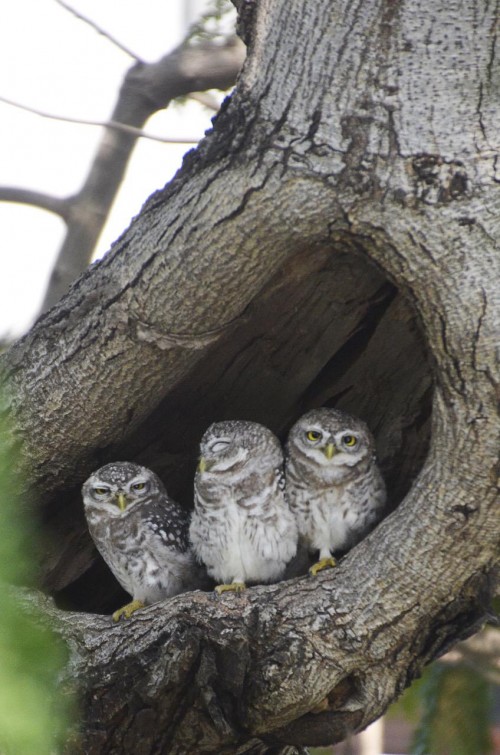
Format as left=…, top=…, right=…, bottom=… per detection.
left=287, top=458, right=386, bottom=553
left=191, top=463, right=297, bottom=583
left=88, top=498, right=198, bottom=599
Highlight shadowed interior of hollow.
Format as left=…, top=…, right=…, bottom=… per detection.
left=49, top=243, right=433, bottom=612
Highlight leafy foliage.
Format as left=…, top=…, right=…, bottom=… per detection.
left=390, top=660, right=494, bottom=755
left=187, top=0, right=235, bottom=43
left=0, top=401, right=71, bottom=753
left=411, top=663, right=493, bottom=755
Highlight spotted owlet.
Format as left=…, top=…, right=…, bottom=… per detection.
left=285, top=408, right=386, bottom=575
left=189, top=420, right=298, bottom=594
left=83, top=461, right=204, bottom=621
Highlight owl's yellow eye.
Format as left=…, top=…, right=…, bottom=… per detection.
left=93, top=487, right=109, bottom=495
left=342, top=434, right=357, bottom=447
left=132, top=482, right=146, bottom=491
left=306, top=430, right=321, bottom=442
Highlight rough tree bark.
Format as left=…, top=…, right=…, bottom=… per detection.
left=2, top=0, right=499, bottom=752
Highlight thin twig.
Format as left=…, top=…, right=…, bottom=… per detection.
left=0, top=94, right=200, bottom=144
left=54, top=0, right=144, bottom=63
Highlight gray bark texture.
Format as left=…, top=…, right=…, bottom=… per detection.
left=2, top=0, right=499, bottom=752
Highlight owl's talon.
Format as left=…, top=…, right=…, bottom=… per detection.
left=214, top=582, right=246, bottom=594
left=112, top=599, right=145, bottom=622
left=309, top=557, right=336, bottom=576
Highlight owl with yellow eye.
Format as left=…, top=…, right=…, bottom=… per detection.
left=285, top=408, right=386, bottom=575
left=83, top=462, right=205, bottom=620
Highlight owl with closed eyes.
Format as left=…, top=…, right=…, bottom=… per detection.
left=83, top=462, right=205, bottom=620
left=285, top=408, right=386, bottom=575
left=190, top=420, right=298, bottom=593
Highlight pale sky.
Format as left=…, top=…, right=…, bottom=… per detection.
left=0, top=0, right=225, bottom=337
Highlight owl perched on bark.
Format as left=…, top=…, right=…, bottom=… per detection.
left=190, top=420, right=298, bottom=593
left=285, top=408, right=386, bottom=575
left=83, top=462, right=204, bottom=621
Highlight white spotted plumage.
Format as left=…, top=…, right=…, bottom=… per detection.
left=190, top=420, right=298, bottom=588
left=82, top=462, right=204, bottom=606
left=285, top=408, right=386, bottom=562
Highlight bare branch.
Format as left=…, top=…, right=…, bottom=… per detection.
left=0, top=94, right=200, bottom=144
left=0, top=187, right=70, bottom=220
left=40, top=35, right=245, bottom=313
left=54, top=0, right=144, bottom=63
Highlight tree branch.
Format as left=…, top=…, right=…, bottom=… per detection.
left=40, top=34, right=245, bottom=313
left=0, top=187, right=70, bottom=219
left=0, top=94, right=200, bottom=143
left=22, top=512, right=495, bottom=753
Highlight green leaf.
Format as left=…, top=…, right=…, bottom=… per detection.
left=0, top=395, right=73, bottom=753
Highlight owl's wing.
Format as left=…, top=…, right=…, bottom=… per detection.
left=143, top=498, right=190, bottom=553
left=276, top=466, right=286, bottom=492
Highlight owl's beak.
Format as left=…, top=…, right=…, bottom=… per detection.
left=116, top=492, right=127, bottom=511
left=323, top=443, right=336, bottom=460
left=197, top=457, right=215, bottom=473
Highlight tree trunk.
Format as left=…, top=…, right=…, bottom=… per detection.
left=2, top=0, right=499, bottom=751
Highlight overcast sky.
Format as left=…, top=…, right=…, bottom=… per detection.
left=0, top=0, right=222, bottom=337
